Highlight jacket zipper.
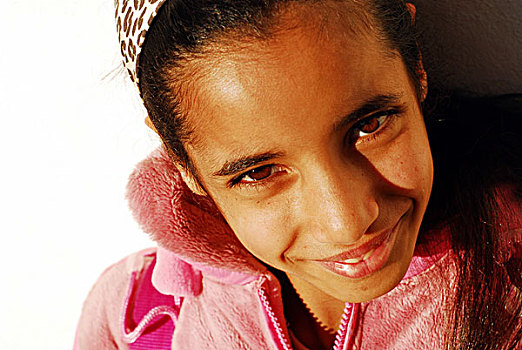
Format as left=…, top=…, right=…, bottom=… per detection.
left=258, top=276, right=360, bottom=350
left=258, top=282, right=293, bottom=350
left=332, top=302, right=359, bottom=350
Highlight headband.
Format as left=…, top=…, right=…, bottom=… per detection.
left=115, top=0, right=168, bottom=91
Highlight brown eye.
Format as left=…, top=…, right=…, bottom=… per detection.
left=359, top=117, right=381, bottom=134
left=233, top=164, right=287, bottom=187
left=246, top=166, right=273, bottom=181
left=350, top=113, right=390, bottom=141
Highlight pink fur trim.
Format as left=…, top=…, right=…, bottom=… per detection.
left=126, top=147, right=266, bottom=279
left=404, top=226, right=450, bottom=280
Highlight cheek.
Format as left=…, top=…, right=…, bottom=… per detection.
left=370, top=126, right=433, bottom=199
left=217, top=199, right=294, bottom=264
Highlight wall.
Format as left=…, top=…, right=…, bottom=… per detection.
left=415, top=0, right=522, bottom=95
left=1, top=1, right=157, bottom=349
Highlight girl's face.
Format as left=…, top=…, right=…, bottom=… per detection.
left=177, top=14, right=433, bottom=303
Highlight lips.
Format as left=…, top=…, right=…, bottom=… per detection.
left=323, top=229, right=392, bottom=263
left=312, top=219, right=401, bottom=279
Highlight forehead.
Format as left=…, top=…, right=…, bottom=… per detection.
left=177, top=5, right=406, bottom=160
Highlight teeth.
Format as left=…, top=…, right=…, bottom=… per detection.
left=363, top=248, right=376, bottom=261
left=336, top=248, right=376, bottom=266
left=334, top=263, right=349, bottom=270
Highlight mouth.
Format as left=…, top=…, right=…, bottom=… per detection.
left=312, top=218, right=402, bottom=279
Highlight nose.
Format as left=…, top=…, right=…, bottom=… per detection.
left=301, top=163, right=379, bottom=244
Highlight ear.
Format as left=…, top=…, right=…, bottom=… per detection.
left=173, top=161, right=208, bottom=197
left=145, top=116, right=159, bottom=134
left=415, top=51, right=428, bottom=102
left=419, top=62, right=428, bottom=102
left=405, top=3, right=416, bottom=24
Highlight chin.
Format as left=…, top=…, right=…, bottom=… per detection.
left=336, top=256, right=413, bottom=303
left=335, top=233, right=417, bottom=303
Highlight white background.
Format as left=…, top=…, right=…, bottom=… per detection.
left=1, top=1, right=158, bottom=349
left=1, top=0, right=521, bottom=349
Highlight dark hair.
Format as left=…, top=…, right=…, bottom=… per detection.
left=423, top=93, right=522, bottom=349
left=138, top=1, right=522, bottom=348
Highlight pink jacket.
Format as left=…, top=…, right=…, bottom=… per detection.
left=75, top=148, right=521, bottom=349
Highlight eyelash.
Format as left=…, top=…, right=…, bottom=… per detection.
left=347, top=107, right=404, bottom=145
left=229, top=164, right=286, bottom=189
left=229, top=107, right=404, bottom=189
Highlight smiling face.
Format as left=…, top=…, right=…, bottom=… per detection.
left=173, top=6, right=433, bottom=304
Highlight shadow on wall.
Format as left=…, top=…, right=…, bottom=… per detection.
left=415, top=0, right=522, bottom=96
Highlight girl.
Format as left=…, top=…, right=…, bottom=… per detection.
left=76, top=0, right=522, bottom=349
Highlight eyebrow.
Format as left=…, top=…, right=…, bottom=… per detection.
left=332, top=93, right=404, bottom=133
left=212, top=151, right=284, bottom=177
left=211, top=93, right=403, bottom=178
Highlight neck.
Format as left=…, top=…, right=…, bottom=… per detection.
left=277, top=272, right=346, bottom=349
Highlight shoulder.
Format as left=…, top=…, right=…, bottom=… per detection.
left=74, top=248, right=157, bottom=350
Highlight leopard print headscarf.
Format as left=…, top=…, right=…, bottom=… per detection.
left=115, top=0, right=168, bottom=91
